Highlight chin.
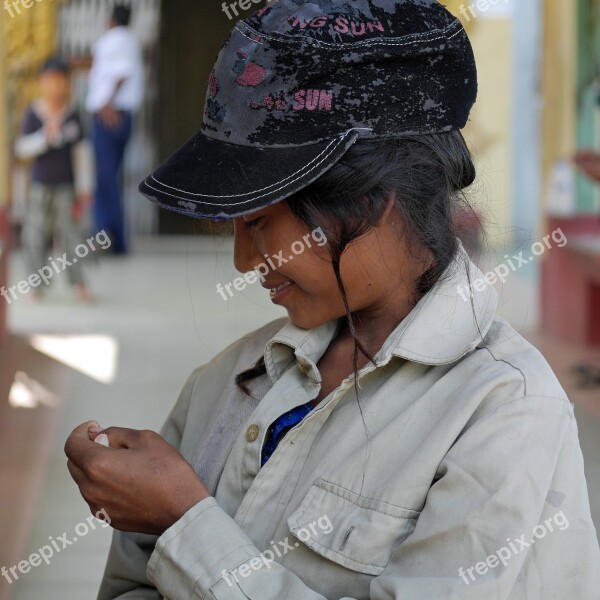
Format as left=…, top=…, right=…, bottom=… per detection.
left=287, top=308, right=334, bottom=331
left=287, top=314, right=316, bottom=330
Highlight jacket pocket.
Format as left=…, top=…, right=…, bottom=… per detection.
left=286, top=478, right=420, bottom=576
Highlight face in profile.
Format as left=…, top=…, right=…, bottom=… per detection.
left=233, top=201, right=423, bottom=331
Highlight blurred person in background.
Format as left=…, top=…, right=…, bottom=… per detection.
left=85, top=3, right=144, bottom=255
left=15, top=57, right=94, bottom=303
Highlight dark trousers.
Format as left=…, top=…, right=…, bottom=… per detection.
left=92, top=112, right=132, bottom=254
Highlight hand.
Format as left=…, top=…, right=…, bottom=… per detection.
left=72, top=194, right=92, bottom=222
left=44, top=120, right=63, bottom=146
left=65, top=421, right=211, bottom=535
left=98, top=105, right=122, bottom=130
left=574, top=150, right=600, bottom=183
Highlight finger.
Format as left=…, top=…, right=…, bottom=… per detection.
left=88, top=424, right=103, bottom=441
left=72, top=420, right=101, bottom=434
left=64, top=421, right=104, bottom=466
left=100, top=427, right=146, bottom=449
left=67, top=465, right=108, bottom=521
left=66, top=458, right=87, bottom=487
left=68, top=420, right=101, bottom=444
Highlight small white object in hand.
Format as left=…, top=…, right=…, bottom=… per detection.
left=94, top=433, right=110, bottom=447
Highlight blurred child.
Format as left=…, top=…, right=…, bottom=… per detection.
left=15, top=57, right=94, bottom=302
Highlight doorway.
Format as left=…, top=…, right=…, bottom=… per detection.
left=157, top=0, right=235, bottom=234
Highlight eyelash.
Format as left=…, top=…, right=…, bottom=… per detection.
left=244, top=217, right=263, bottom=229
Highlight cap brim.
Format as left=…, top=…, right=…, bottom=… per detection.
left=139, top=129, right=361, bottom=220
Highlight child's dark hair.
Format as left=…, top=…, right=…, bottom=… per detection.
left=40, top=57, right=70, bottom=76
left=235, top=131, right=477, bottom=396
left=112, top=4, right=132, bottom=27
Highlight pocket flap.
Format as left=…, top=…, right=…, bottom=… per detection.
left=287, top=479, right=419, bottom=575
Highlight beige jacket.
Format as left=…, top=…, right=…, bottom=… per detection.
left=98, top=246, right=600, bottom=599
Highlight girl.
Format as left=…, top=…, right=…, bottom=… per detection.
left=65, top=1, right=600, bottom=598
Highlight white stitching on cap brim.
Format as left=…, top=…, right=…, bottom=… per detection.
left=148, top=129, right=362, bottom=199
left=144, top=128, right=369, bottom=207
left=235, top=18, right=463, bottom=49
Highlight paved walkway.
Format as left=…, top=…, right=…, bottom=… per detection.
left=1, top=236, right=598, bottom=600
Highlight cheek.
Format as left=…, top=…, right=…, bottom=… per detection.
left=284, top=249, right=335, bottom=290
left=289, top=257, right=349, bottom=320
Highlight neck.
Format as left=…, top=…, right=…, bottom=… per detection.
left=336, top=296, right=418, bottom=359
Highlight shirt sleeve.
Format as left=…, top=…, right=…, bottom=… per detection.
left=145, top=395, right=599, bottom=599
left=96, top=369, right=201, bottom=600
left=14, top=107, right=49, bottom=160
left=102, top=38, right=139, bottom=101
left=20, top=106, right=41, bottom=136
left=96, top=331, right=259, bottom=600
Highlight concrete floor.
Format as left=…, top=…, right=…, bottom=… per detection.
left=1, top=236, right=599, bottom=600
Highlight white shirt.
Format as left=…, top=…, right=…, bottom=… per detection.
left=86, top=26, right=144, bottom=113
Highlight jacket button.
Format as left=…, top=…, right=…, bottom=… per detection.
left=246, top=424, right=260, bottom=442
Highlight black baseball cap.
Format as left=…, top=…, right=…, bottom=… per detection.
left=139, top=0, right=477, bottom=220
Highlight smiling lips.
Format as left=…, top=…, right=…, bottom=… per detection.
left=268, top=281, right=294, bottom=298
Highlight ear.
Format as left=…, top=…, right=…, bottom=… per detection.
left=376, top=191, right=397, bottom=226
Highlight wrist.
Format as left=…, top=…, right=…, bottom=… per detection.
left=164, top=480, right=211, bottom=533
left=47, top=131, right=64, bottom=149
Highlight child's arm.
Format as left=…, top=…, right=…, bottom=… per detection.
left=15, top=106, right=83, bottom=160
left=71, top=112, right=95, bottom=219
left=73, top=140, right=94, bottom=198
left=14, top=107, right=50, bottom=160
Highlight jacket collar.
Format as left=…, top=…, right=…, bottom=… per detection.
left=264, top=242, right=499, bottom=383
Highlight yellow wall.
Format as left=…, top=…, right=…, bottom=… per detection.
left=1, top=0, right=61, bottom=209
left=0, top=10, right=7, bottom=207
left=541, top=0, right=577, bottom=209
left=466, top=18, right=513, bottom=237
left=445, top=2, right=514, bottom=243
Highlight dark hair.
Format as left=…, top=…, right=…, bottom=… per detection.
left=40, top=57, right=69, bottom=76
left=112, top=4, right=131, bottom=27
left=235, top=131, right=477, bottom=397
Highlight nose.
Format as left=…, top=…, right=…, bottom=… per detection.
left=233, top=218, right=265, bottom=274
